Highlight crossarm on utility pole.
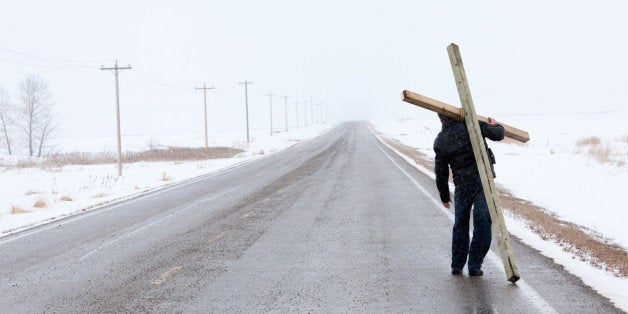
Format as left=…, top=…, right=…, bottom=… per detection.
left=401, top=90, right=529, bottom=143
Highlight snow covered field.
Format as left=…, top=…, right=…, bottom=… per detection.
left=371, top=109, right=628, bottom=310
left=0, top=125, right=331, bottom=236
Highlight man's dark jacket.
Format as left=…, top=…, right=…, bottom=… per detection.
left=433, top=119, right=505, bottom=203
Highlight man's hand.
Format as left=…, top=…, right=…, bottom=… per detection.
left=443, top=202, right=451, bottom=209
left=487, top=117, right=499, bottom=126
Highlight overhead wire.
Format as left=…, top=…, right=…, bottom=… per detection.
left=132, top=69, right=190, bottom=91
left=120, top=76, right=193, bottom=94
left=251, top=86, right=267, bottom=96
left=0, top=45, right=308, bottom=107
left=0, top=57, right=97, bottom=70
left=0, top=45, right=110, bottom=68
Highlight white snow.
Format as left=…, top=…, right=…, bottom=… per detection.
left=505, top=212, right=628, bottom=311
left=0, top=125, right=331, bottom=236
left=371, top=110, right=628, bottom=311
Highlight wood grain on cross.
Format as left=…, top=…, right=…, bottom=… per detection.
left=401, top=43, right=525, bottom=282
left=401, top=90, right=530, bottom=143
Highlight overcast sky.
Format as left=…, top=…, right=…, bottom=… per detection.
left=1, top=1, right=626, bottom=139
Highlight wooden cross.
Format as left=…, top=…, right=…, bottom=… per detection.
left=402, top=43, right=526, bottom=282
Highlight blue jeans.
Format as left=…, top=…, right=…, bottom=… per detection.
left=451, top=179, right=492, bottom=271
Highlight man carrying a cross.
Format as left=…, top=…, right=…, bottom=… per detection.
left=433, top=113, right=505, bottom=276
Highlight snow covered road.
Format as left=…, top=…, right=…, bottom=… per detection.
left=0, top=122, right=620, bottom=312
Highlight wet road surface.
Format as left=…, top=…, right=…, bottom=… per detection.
left=0, top=122, right=621, bottom=312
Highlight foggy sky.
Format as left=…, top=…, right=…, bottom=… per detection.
left=1, top=0, right=626, bottom=139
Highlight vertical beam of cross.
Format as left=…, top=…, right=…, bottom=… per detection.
left=447, top=43, right=520, bottom=282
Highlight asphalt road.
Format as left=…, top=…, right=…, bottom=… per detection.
left=0, top=122, right=621, bottom=312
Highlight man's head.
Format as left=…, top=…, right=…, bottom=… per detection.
left=438, top=113, right=453, bottom=124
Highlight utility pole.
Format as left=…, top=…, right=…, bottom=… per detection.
left=100, top=60, right=131, bottom=177
left=283, top=94, right=289, bottom=132
left=265, top=91, right=276, bottom=136
left=319, top=104, right=323, bottom=124
left=310, top=96, right=314, bottom=125
left=294, top=101, right=299, bottom=130
left=303, top=101, right=307, bottom=127
left=239, top=80, right=253, bottom=142
left=316, top=103, right=322, bottom=124
left=195, top=82, right=215, bottom=148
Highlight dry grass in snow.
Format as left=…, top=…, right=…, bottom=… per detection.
left=501, top=189, right=628, bottom=277
left=92, top=192, right=107, bottom=199
left=33, top=198, right=47, bottom=208
left=2, top=146, right=244, bottom=169
left=576, top=136, right=602, bottom=147
left=10, top=205, right=31, bottom=214
left=59, top=195, right=73, bottom=202
left=574, top=135, right=625, bottom=167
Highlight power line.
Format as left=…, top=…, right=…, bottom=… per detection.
left=0, top=45, right=110, bottom=65
left=0, top=45, right=213, bottom=94
left=251, top=86, right=270, bottom=96
left=214, top=86, right=240, bottom=93
left=0, top=57, right=94, bottom=70
left=120, top=76, right=192, bottom=94
left=133, top=69, right=189, bottom=91
left=0, top=47, right=193, bottom=94
left=0, top=46, right=107, bottom=69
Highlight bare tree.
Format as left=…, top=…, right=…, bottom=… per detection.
left=35, top=109, right=58, bottom=157
left=0, top=87, right=14, bottom=155
left=15, top=75, right=57, bottom=157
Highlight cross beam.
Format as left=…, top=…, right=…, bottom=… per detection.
left=401, top=90, right=530, bottom=143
